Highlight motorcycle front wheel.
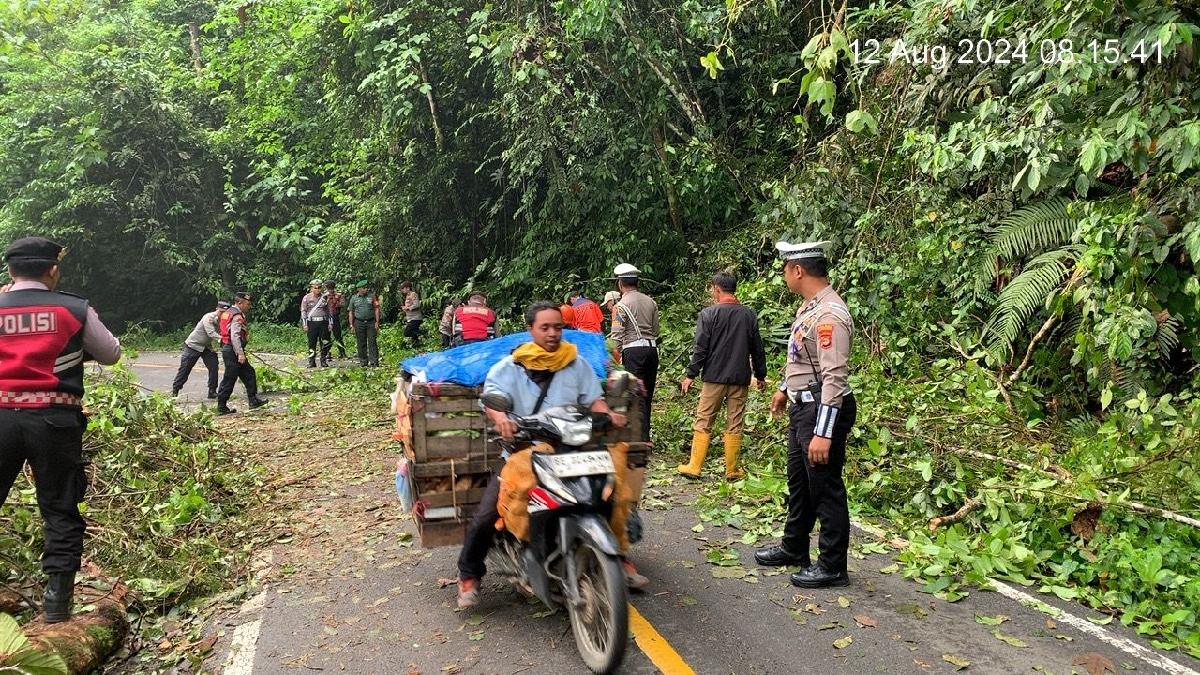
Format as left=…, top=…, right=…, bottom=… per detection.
left=567, top=543, right=629, bottom=674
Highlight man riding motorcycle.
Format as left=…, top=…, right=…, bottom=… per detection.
left=457, top=301, right=648, bottom=608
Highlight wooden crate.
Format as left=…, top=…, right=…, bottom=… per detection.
left=396, top=377, right=650, bottom=548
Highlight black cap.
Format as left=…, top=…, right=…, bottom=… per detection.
left=4, top=236, right=66, bottom=264
left=235, top=292, right=253, bottom=302
left=217, top=300, right=232, bottom=309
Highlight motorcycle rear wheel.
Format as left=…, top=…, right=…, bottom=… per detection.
left=567, top=544, right=629, bottom=674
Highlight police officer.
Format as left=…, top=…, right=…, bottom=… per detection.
left=325, top=280, right=348, bottom=360
left=300, top=279, right=332, bottom=368
left=754, top=240, right=857, bottom=589
left=610, top=263, right=659, bottom=441
left=216, top=292, right=267, bottom=414
left=172, top=300, right=228, bottom=399
left=0, top=236, right=121, bottom=622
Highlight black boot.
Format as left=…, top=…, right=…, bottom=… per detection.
left=790, top=562, right=849, bottom=588
left=171, top=388, right=180, bottom=397
left=217, top=403, right=237, bottom=415
left=43, top=571, right=75, bottom=623
left=248, top=397, right=268, bottom=410
left=207, top=390, right=217, bottom=399
left=754, top=543, right=810, bottom=568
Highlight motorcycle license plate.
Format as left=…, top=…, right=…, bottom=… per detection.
left=545, top=451, right=615, bottom=478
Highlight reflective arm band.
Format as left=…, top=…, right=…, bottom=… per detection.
left=814, top=404, right=839, bottom=438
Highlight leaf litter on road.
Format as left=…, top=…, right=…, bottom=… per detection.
left=992, top=629, right=1028, bottom=647
left=942, top=653, right=971, bottom=670
left=853, top=614, right=877, bottom=628
left=1072, top=652, right=1117, bottom=675
left=974, top=613, right=1009, bottom=626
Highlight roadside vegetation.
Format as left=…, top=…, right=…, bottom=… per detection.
left=1, top=0, right=1198, bottom=665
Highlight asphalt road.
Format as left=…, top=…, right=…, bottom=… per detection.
left=123, top=352, right=1200, bottom=675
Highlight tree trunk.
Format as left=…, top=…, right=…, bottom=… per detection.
left=650, top=125, right=682, bottom=232
left=23, top=580, right=129, bottom=674
left=418, top=62, right=445, bottom=152
left=187, top=23, right=204, bottom=76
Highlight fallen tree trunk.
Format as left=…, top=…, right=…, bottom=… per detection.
left=23, top=579, right=129, bottom=674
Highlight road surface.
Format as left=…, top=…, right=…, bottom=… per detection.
left=123, top=353, right=1200, bottom=675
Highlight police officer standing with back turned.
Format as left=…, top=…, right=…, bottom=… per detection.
left=0, top=236, right=122, bottom=623
left=610, top=263, right=659, bottom=442
left=754, top=240, right=857, bottom=589
left=216, top=292, right=267, bottom=415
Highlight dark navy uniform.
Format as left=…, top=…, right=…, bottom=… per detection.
left=0, top=236, right=121, bottom=621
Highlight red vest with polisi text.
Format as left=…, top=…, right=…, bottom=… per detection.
left=0, top=289, right=89, bottom=407
left=219, top=307, right=248, bottom=346
left=455, top=305, right=496, bottom=340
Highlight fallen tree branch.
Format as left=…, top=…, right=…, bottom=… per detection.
left=928, top=497, right=982, bottom=531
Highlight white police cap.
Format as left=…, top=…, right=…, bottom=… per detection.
left=613, top=263, right=641, bottom=278
left=776, top=240, right=831, bottom=261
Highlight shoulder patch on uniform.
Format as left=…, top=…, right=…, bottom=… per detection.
left=817, top=323, right=834, bottom=349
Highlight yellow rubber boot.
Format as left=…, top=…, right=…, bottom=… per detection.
left=677, top=431, right=710, bottom=479
left=724, top=432, right=745, bottom=480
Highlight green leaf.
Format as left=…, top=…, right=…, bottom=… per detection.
left=0, top=613, right=69, bottom=674
left=943, top=653, right=971, bottom=670
left=846, top=110, right=878, bottom=135
left=832, top=635, right=854, bottom=649
left=975, top=614, right=1010, bottom=626
left=992, top=629, right=1027, bottom=647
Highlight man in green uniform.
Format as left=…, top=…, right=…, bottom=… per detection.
left=348, top=280, right=381, bottom=366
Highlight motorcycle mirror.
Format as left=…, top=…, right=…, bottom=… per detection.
left=481, top=391, right=514, bottom=413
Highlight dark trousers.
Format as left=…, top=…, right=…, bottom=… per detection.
left=781, top=395, right=857, bottom=572
left=217, top=346, right=258, bottom=405
left=172, top=345, right=219, bottom=395
left=354, top=319, right=379, bottom=366
left=329, top=316, right=348, bottom=358
left=0, top=407, right=87, bottom=573
left=306, top=320, right=331, bottom=365
left=404, top=319, right=423, bottom=346
left=621, top=346, right=659, bottom=441
left=458, top=472, right=502, bottom=579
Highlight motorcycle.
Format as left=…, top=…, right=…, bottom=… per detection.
left=480, top=390, right=628, bottom=675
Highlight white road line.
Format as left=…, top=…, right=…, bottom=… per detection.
left=221, top=618, right=262, bottom=675
left=850, top=518, right=1199, bottom=675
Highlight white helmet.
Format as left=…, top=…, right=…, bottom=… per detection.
left=613, top=263, right=640, bottom=278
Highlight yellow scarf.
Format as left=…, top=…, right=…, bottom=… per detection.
left=512, top=341, right=577, bottom=372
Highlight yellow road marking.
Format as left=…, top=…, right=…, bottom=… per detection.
left=628, top=603, right=695, bottom=675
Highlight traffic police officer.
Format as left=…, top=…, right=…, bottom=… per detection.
left=754, top=240, right=857, bottom=589
left=610, top=263, right=659, bottom=441
left=216, top=292, right=266, bottom=414
left=0, top=236, right=122, bottom=622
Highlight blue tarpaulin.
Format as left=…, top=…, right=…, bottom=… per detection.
left=400, top=330, right=610, bottom=385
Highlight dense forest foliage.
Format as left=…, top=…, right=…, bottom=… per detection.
left=2, top=0, right=1199, bottom=658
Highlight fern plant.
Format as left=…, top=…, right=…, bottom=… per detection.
left=986, top=245, right=1082, bottom=361
left=991, top=197, right=1076, bottom=260
left=982, top=197, right=1084, bottom=362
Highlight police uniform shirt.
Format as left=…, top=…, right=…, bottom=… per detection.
left=610, top=290, right=660, bottom=348
left=782, top=285, right=854, bottom=438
